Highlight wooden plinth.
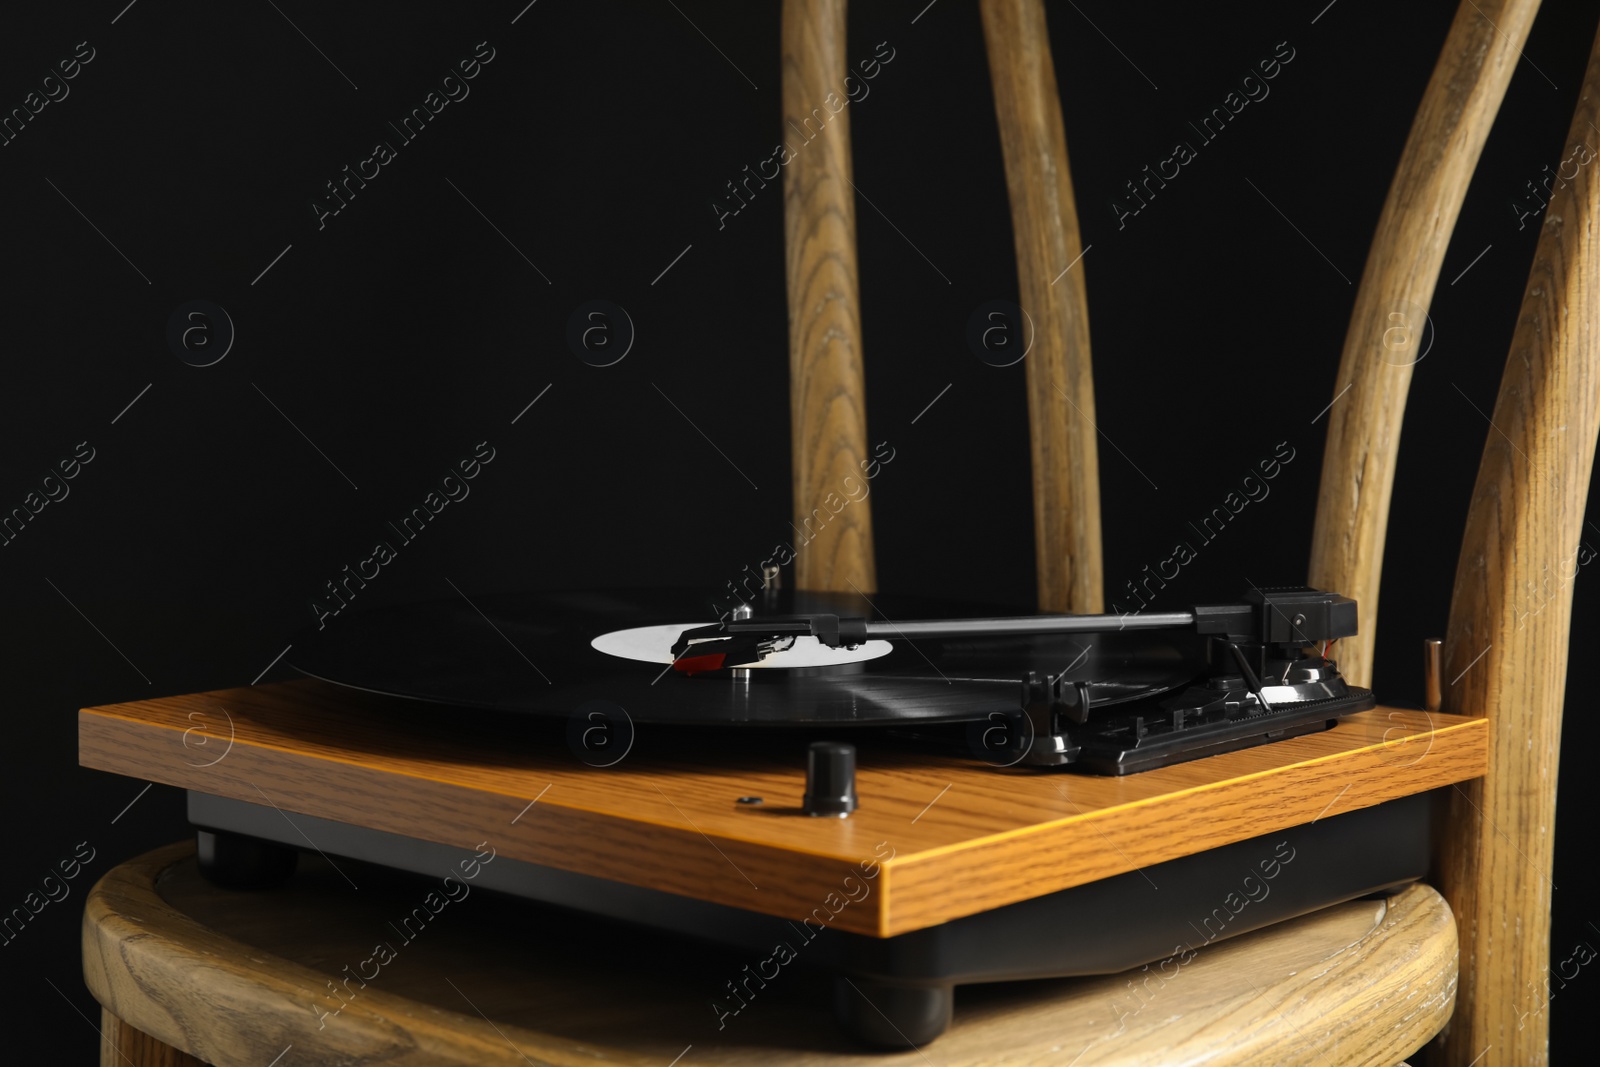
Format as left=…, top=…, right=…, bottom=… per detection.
left=79, top=678, right=1486, bottom=937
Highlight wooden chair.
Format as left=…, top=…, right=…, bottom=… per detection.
left=75, top=1, right=1594, bottom=1065
left=786, top=0, right=1595, bottom=1061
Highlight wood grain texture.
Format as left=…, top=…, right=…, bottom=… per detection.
left=782, top=0, right=876, bottom=593
left=1434, top=18, right=1600, bottom=1065
left=83, top=842, right=1458, bottom=1067
left=981, top=0, right=1103, bottom=613
left=1309, top=0, right=1541, bottom=686
left=100, top=1008, right=206, bottom=1067
left=80, top=679, right=1485, bottom=938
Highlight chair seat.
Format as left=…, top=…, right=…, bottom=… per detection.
left=83, top=841, right=1457, bottom=1066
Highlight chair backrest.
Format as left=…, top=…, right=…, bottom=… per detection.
left=781, top=0, right=1102, bottom=612
left=1433, top=21, right=1600, bottom=1064
left=977, top=0, right=1101, bottom=614
left=782, top=0, right=1599, bottom=1061
left=1305, top=0, right=1598, bottom=1061
left=782, top=0, right=878, bottom=596
left=1308, top=0, right=1542, bottom=690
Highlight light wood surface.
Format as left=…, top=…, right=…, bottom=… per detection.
left=1435, top=16, right=1600, bottom=1065
left=981, top=0, right=1103, bottom=614
left=83, top=841, right=1459, bottom=1067
left=1308, top=0, right=1541, bottom=686
left=80, top=679, right=1485, bottom=938
left=782, top=0, right=876, bottom=594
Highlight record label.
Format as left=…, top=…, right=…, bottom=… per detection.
left=591, top=624, right=895, bottom=668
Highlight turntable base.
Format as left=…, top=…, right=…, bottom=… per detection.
left=79, top=678, right=1486, bottom=938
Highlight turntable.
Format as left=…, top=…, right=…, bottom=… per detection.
left=288, top=583, right=1377, bottom=776
left=78, top=581, right=1487, bottom=1046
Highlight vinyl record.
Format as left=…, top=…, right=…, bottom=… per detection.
left=288, top=587, right=1206, bottom=727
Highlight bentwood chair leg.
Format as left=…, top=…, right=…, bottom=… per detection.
left=101, top=1007, right=207, bottom=1067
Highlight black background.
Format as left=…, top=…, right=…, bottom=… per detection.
left=2, top=0, right=1597, bottom=1060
